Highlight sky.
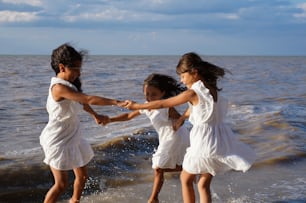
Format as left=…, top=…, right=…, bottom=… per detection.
left=0, top=0, right=305, bottom=56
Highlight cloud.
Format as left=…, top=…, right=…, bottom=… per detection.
left=0, top=0, right=303, bottom=27
left=64, top=7, right=134, bottom=22
left=0, top=0, right=305, bottom=55
left=294, top=2, right=306, bottom=20
left=0, top=10, right=39, bottom=23
left=1, top=0, right=42, bottom=7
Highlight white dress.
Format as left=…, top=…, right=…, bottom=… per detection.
left=182, top=81, right=256, bottom=175
left=140, top=108, right=190, bottom=169
left=40, top=77, right=94, bottom=170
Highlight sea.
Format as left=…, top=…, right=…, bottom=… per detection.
left=0, top=55, right=305, bottom=203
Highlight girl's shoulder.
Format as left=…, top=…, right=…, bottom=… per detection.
left=191, top=80, right=215, bottom=103
left=191, top=80, right=207, bottom=92
left=50, top=77, right=77, bottom=91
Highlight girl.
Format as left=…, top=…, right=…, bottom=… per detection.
left=40, top=43, right=124, bottom=203
left=104, top=73, right=190, bottom=203
left=123, top=53, right=256, bottom=203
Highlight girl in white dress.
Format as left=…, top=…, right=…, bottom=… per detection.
left=123, top=53, right=256, bottom=203
left=40, top=43, right=124, bottom=203
left=104, top=73, right=190, bottom=203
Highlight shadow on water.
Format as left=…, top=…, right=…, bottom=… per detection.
left=0, top=162, right=50, bottom=203
left=272, top=200, right=306, bottom=203
left=0, top=129, right=158, bottom=203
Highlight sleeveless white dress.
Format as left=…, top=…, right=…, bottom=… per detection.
left=140, top=108, right=190, bottom=169
left=40, top=77, right=94, bottom=170
left=182, top=81, right=256, bottom=175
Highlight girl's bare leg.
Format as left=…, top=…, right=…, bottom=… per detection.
left=44, top=167, right=69, bottom=203
left=148, top=165, right=182, bottom=203
left=180, top=170, right=196, bottom=203
left=148, top=168, right=164, bottom=203
left=70, top=166, right=89, bottom=203
left=197, top=173, right=213, bottom=203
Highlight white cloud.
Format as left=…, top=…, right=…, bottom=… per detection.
left=62, top=6, right=166, bottom=23
left=0, top=0, right=303, bottom=28
left=73, top=8, right=129, bottom=22
left=0, top=0, right=304, bottom=55
left=1, top=0, right=43, bottom=6
left=0, top=10, right=39, bottom=23
left=215, top=13, right=240, bottom=20
left=294, top=3, right=306, bottom=19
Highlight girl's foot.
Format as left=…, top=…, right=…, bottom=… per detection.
left=147, top=199, right=159, bottom=203
left=69, top=198, right=80, bottom=203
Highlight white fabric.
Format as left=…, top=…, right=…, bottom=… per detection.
left=183, top=80, right=256, bottom=175
left=40, top=77, right=94, bottom=170
left=140, top=108, right=190, bottom=169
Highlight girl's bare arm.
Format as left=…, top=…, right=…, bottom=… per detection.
left=104, top=110, right=141, bottom=125
left=172, top=107, right=190, bottom=131
left=169, top=107, right=181, bottom=120
left=125, top=89, right=197, bottom=110
left=83, top=104, right=109, bottom=125
left=52, top=84, right=124, bottom=106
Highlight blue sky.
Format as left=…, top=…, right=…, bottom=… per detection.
left=0, top=0, right=305, bottom=55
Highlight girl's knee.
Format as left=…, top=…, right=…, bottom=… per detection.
left=197, top=173, right=213, bottom=188
left=82, top=173, right=89, bottom=180
left=154, top=168, right=164, bottom=179
left=154, top=168, right=163, bottom=175
left=74, top=167, right=89, bottom=184
left=180, top=170, right=194, bottom=185
left=76, top=174, right=88, bottom=185
left=56, top=180, right=69, bottom=191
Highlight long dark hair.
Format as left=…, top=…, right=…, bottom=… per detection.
left=176, top=52, right=225, bottom=91
left=50, top=43, right=87, bottom=92
left=143, top=73, right=186, bottom=99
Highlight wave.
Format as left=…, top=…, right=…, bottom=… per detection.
left=0, top=129, right=158, bottom=203
left=1, top=121, right=305, bottom=202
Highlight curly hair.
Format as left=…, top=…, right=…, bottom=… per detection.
left=50, top=43, right=87, bottom=92
left=143, top=73, right=186, bottom=99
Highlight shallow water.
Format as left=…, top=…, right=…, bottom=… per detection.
left=0, top=55, right=305, bottom=202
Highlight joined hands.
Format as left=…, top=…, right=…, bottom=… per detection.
left=119, top=100, right=137, bottom=110
left=94, top=114, right=110, bottom=125
left=94, top=100, right=137, bottom=126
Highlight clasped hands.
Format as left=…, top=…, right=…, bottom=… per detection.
left=95, top=100, right=184, bottom=131
left=93, top=100, right=136, bottom=125
left=119, top=100, right=136, bottom=109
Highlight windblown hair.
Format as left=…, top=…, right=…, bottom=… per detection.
left=176, top=52, right=225, bottom=91
left=50, top=43, right=87, bottom=92
left=143, top=73, right=186, bottom=99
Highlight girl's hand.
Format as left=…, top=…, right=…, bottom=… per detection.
left=117, top=100, right=129, bottom=107
left=123, top=100, right=137, bottom=110
left=94, top=114, right=110, bottom=125
left=101, top=115, right=111, bottom=126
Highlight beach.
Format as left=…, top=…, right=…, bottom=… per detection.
left=0, top=55, right=305, bottom=203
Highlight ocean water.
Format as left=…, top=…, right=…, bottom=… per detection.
left=0, top=55, right=305, bottom=203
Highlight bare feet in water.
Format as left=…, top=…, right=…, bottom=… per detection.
left=147, top=199, right=159, bottom=203
left=69, top=198, right=80, bottom=203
